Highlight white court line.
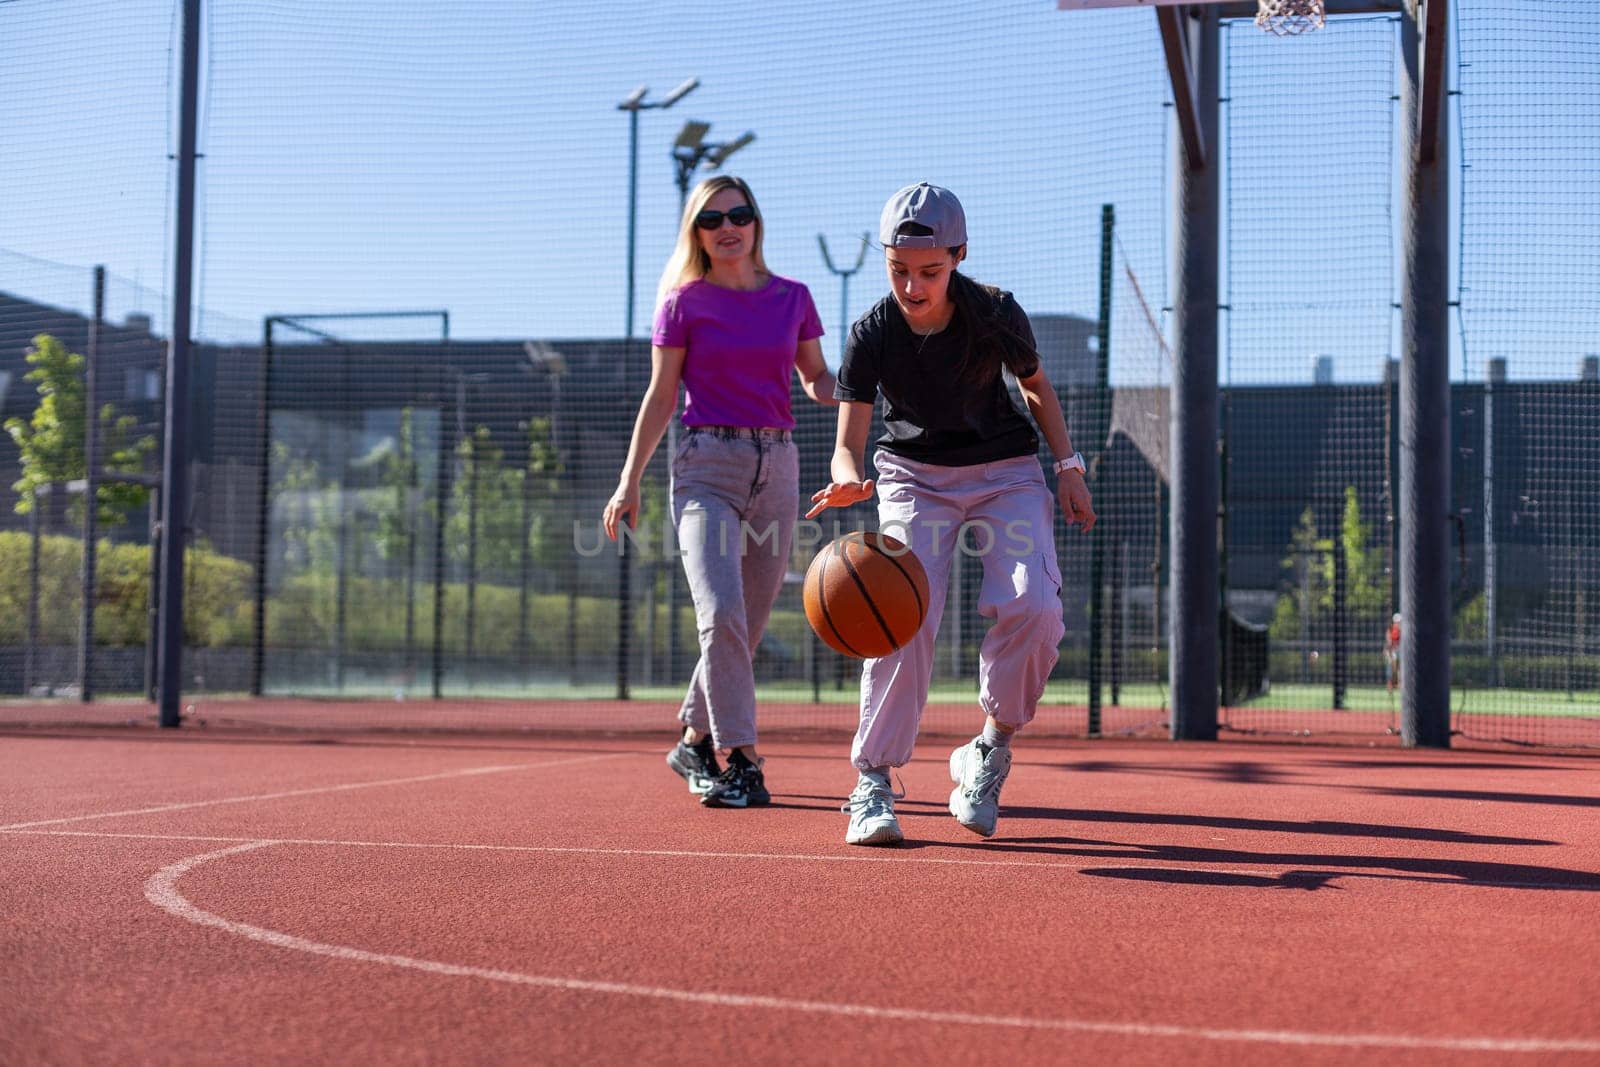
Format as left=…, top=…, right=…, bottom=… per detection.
left=143, top=840, right=1600, bottom=1055
left=10, top=827, right=1600, bottom=892
left=0, top=753, right=625, bottom=831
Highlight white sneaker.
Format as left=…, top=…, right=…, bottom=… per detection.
left=949, top=738, right=1011, bottom=838
left=842, top=772, right=904, bottom=846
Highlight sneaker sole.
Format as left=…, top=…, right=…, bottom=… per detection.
left=846, top=822, right=904, bottom=846
left=949, top=788, right=997, bottom=838
left=701, top=790, right=772, bottom=809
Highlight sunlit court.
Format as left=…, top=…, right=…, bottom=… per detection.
left=4, top=731, right=1600, bottom=1063
left=3, top=0, right=1598, bottom=1062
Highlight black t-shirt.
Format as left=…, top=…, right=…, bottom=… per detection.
left=835, top=291, right=1041, bottom=467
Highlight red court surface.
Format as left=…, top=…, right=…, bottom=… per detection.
left=4, top=730, right=1598, bottom=1065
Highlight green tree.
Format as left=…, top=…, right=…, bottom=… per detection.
left=521, top=415, right=564, bottom=573
left=1270, top=487, right=1389, bottom=641
left=369, top=407, right=421, bottom=569
left=1337, top=485, right=1388, bottom=616
left=1271, top=505, right=1329, bottom=641
left=356, top=406, right=427, bottom=662
left=3, top=333, right=156, bottom=524
left=271, top=442, right=337, bottom=575
left=636, top=466, right=671, bottom=562
left=1454, top=590, right=1487, bottom=640
left=447, top=426, right=526, bottom=577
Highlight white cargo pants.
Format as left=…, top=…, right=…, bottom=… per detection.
left=852, top=450, right=1065, bottom=772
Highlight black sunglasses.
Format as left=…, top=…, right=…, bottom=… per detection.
left=694, top=205, right=757, bottom=230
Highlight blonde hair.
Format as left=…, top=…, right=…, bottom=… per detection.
left=655, top=175, right=768, bottom=310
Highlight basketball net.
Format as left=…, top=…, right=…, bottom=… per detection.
left=1255, top=0, right=1325, bottom=35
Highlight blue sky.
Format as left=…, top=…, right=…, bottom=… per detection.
left=2, top=0, right=1595, bottom=384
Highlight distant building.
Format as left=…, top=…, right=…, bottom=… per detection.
left=0, top=291, right=166, bottom=422
left=0, top=291, right=166, bottom=540
left=1, top=289, right=1596, bottom=633
left=1029, top=313, right=1097, bottom=388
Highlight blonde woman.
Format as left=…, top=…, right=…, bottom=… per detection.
left=604, top=175, right=836, bottom=808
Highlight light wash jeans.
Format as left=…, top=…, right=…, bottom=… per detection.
left=671, top=426, right=798, bottom=750
left=852, top=450, right=1065, bottom=771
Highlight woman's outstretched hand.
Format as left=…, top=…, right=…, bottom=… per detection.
left=805, top=479, right=874, bottom=519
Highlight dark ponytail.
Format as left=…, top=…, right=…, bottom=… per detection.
left=947, top=270, right=1038, bottom=388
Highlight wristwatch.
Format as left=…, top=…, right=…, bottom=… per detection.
left=1053, top=452, right=1087, bottom=476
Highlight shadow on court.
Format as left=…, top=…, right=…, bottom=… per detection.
left=1081, top=867, right=1347, bottom=891
left=996, top=805, right=1557, bottom=846
left=942, top=834, right=1600, bottom=892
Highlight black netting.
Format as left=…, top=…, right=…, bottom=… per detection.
left=2, top=0, right=1594, bottom=744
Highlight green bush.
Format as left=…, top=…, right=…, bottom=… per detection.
left=263, top=572, right=626, bottom=660
left=0, top=532, right=251, bottom=646
left=0, top=532, right=82, bottom=644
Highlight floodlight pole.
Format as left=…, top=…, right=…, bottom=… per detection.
left=156, top=0, right=201, bottom=728
left=617, top=77, right=698, bottom=701
left=817, top=233, right=869, bottom=365
left=1087, top=206, right=1114, bottom=737
left=79, top=265, right=105, bottom=703
left=251, top=317, right=275, bottom=697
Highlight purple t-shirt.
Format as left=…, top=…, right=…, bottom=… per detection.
left=653, top=273, right=824, bottom=430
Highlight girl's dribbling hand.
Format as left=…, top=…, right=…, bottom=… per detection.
left=602, top=485, right=640, bottom=541
left=805, top=479, right=874, bottom=519
left=1057, top=471, right=1096, bottom=532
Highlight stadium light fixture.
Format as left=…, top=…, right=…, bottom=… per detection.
left=674, top=120, right=711, bottom=151
left=618, top=77, right=699, bottom=345
left=660, top=77, right=700, bottom=107
left=523, top=340, right=567, bottom=377
left=705, top=131, right=755, bottom=169
left=672, top=123, right=759, bottom=207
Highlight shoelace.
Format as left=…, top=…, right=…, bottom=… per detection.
left=964, top=748, right=1010, bottom=803
left=713, top=757, right=763, bottom=793
left=840, top=776, right=906, bottom=815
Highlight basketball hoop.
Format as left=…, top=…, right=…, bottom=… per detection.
left=1255, top=0, right=1324, bottom=35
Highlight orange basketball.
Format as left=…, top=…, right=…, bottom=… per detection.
left=803, top=531, right=930, bottom=659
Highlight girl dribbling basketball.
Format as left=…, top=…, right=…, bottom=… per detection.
left=807, top=183, right=1095, bottom=845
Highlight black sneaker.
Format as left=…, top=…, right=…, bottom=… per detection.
left=700, top=750, right=770, bottom=809
left=666, top=735, right=721, bottom=795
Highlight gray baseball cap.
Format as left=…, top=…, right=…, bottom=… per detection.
left=879, top=183, right=967, bottom=249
